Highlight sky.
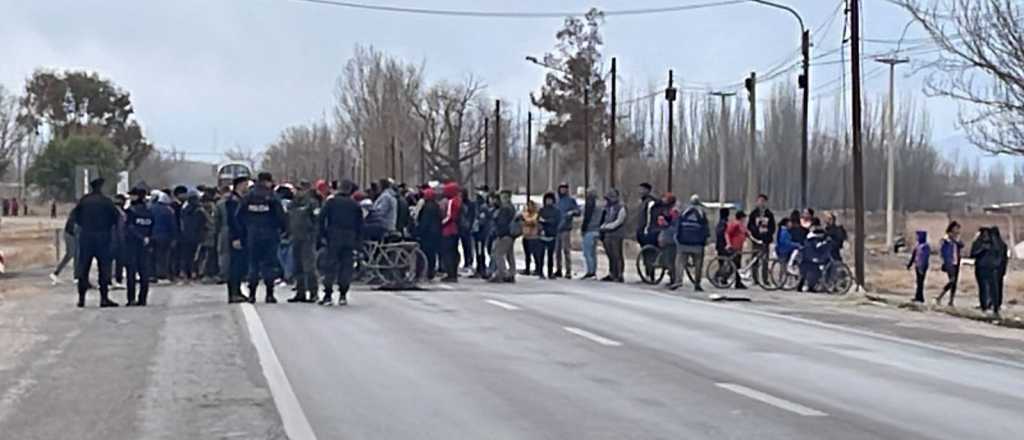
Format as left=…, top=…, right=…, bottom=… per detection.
left=0, top=0, right=1014, bottom=168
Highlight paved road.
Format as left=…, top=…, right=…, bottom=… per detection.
left=2, top=271, right=1022, bottom=439
left=255, top=277, right=1024, bottom=440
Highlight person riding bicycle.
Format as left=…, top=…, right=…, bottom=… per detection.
left=363, top=179, right=398, bottom=242
left=776, top=217, right=799, bottom=272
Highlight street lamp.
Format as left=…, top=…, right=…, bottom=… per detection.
left=747, top=0, right=810, bottom=207
left=526, top=56, right=592, bottom=191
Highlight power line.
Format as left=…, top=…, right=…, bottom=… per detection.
left=285, top=0, right=748, bottom=18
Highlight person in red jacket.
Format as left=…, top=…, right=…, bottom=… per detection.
left=440, top=181, right=462, bottom=282
left=725, top=210, right=749, bottom=289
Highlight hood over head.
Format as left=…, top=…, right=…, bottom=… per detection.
left=916, top=230, right=928, bottom=244
left=442, top=181, right=460, bottom=199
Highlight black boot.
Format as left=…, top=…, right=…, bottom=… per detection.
left=99, top=294, right=119, bottom=308
left=266, top=284, right=277, bottom=304
left=318, top=292, right=333, bottom=306
left=287, top=293, right=307, bottom=303
left=338, top=292, right=348, bottom=306
left=247, top=284, right=258, bottom=304
left=77, top=292, right=86, bottom=308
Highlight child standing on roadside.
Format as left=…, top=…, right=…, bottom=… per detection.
left=906, top=230, right=930, bottom=303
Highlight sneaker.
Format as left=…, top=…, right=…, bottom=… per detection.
left=111, top=282, right=125, bottom=291
left=600, top=275, right=615, bottom=282
left=552, top=271, right=563, bottom=278
left=580, top=273, right=596, bottom=280
left=694, top=285, right=704, bottom=292
left=50, top=274, right=62, bottom=285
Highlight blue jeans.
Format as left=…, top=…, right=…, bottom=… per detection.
left=582, top=231, right=599, bottom=275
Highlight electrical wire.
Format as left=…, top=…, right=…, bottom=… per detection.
left=285, top=0, right=748, bottom=18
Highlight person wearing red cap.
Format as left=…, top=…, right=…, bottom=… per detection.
left=439, top=182, right=462, bottom=282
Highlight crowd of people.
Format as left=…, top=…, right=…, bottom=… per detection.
left=58, top=172, right=1011, bottom=317
left=1, top=197, right=28, bottom=217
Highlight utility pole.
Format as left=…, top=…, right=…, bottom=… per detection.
left=526, top=111, right=533, bottom=199
left=876, top=56, right=909, bottom=252
left=745, top=72, right=757, bottom=210
left=399, top=148, right=405, bottom=183
left=495, top=99, right=502, bottom=190
left=483, top=118, right=489, bottom=188
left=610, top=57, right=618, bottom=189
left=710, top=91, right=736, bottom=204
left=665, top=69, right=678, bottom=193
left=851, top=0, right=866, bottom=288
left=800, top=29, right=811, bottom=208
left=583, top=87, right=591, bottom=191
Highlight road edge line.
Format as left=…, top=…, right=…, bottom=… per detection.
left=241, top=304, right=318, bottom=440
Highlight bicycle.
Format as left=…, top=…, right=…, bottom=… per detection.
left=636, top=244, right=698, bottom=285
left=770, top=252, right=853, bottom=295
left=355, top=234, right=427, bottom=286
left=705, top=246, right=778, bottom=290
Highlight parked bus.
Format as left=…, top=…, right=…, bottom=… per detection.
left=216, top=162, right=252, bottom=188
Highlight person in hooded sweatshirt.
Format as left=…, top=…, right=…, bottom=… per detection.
left=970, top=227, right=996, bottom=311
left=799, top=220, right=831, bottom=293
left=439, top=181, right=462, bottom=282
left=990, top=227, right=1009, bottom=317
left=471, top=186, right=493, bottom=278
left=537, top=192, right=562, bottom=279
left=906, top=230, right=931, bottom=303
left=416, top=187, right=443, bottom=281
left=554, top=183, right=580, bottom=279
left=600, top=189, right=627, bottom=282
left=150, top=191, right=178, bottom=283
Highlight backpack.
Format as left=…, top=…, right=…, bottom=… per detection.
left=509, top=216, right=523, bottom=239
left=676, top=207, right=707, bottom=246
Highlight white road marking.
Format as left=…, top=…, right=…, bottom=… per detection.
left=716, top=383, right=828, bottom=417
left=485, top=299, right=521, bottom=311
left=241, top=304, right=318, bottom=440
left=563, top=326, right=623, bottom=347
left=434, top=284, right=455, bottom=291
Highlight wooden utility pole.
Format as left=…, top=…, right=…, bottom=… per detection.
left=609, top=57, right=617, bottom=189
left=746, top=72, right=757, bottom=209
left=583, top=87, right=591, bottom=191
left=526, top=111, right=533, bottom=199
left=390, top=136, right=397, bottom=179
left=801, top=29, right=811, bottom=208
left=483, top=119, right=489, bottom=188
left=666, top=69, right=677, bottom=193
left=710, top=91, right=736, bottom=204
left=851, top=0, right=866, bottom=288
left=494, top=99, right=502, bottom=190
left=419, top=132, right=426, bottom=184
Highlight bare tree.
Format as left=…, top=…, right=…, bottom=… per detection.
left=223, top=145, right=258, bottom=171
left=895, top=0, right=1024, bottom=156
left=0, top=85, right=28, bottom=179
left=411, top=77, right=486, bottom=182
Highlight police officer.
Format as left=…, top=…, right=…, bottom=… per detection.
left=124, top=186, right=154, bottom=306
left=238, top=172, right=286, bottom=303
left=318, top=180, right=363, bottom=306
left=225, top=177, right=251, bottom=303
left=69, top=177, right=120, bottom=308
left=287, top=181, right=320, bottom=303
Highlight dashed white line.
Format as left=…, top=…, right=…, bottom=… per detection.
left=716, top=383, right=828, bottom=417
left=485, top=299, right=520, bottom=311
left=563, top=326, right=623, bottom=347
left=241, top=304, right=319, bottom=440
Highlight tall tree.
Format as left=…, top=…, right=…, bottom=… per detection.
left=19, top=69, right=153, bottom=169
left=0, top=85, right=28, bottom=178
left=531, top=8, right=609, bottom=188
left=411, top=77, right=486, bottom=182
left=26, top=135, right=121, bottom=200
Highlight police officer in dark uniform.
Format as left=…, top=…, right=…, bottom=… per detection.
left=238, top=172, right=286, bottom=303
left=225, top=176, right=251, bottom=303
left=69, top=177, right=120, bottom=308
left=318, top=180, right=363, bottom=306
left=287, top=180, right=320, bottom=303
left=124, top=186, right=154, bottom=306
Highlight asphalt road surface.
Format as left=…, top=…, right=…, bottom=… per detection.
left=255, top=277, right=1024, bottom=440
left=2, top=272, right=1022, bottom=439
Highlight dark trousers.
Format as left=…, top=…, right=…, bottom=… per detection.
left=324, top=244, right=355, bottom=299
left=152, top=238, right=172, bottom=280
left=732, top=252, right=745, bottom=288
left=168, top=240, right=179, bottom=281
left=536, top=238, right=555, bottom=277
left=199, top=245, right=219, bottom=279
left=178, top=240, right=200, bottom=280
left=113, top=249, right=124, bottom=283
left=228, top=247, right=248, bottom=301
left=522, top=238, right=536, bottom=272
left=460, top=230, right=474, bottom=268
left=474, top=234, right=490, bottom=276
left=124, top=242, right=151, bottom=304
left=247, top=232, right=280, bottom=298
left=77, top=232, right=113, bottom=304
left=976, top=268, right=1001, bottom=312
left=753, top=243, right=770, bottom=286
left=993, top=271, right=1005, bottom=314
left=938, top=267, right=959, bottom=305
left=603, top=236, right=624, bottom=280
left=441, top=235, right=459, bottom=280
left=914, top=269, right=927, bottom=302
left=421, top=239, right=439, bottom=280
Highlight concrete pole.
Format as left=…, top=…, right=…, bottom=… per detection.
left=710, top=91, right=736, bottom=204
left=876, top=57, right=909, bottom=252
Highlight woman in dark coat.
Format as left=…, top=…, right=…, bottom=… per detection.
left=416, top=188, right=443, bottom=280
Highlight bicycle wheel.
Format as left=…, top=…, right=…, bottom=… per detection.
left=705, top=256, right=737, bottom=289
left=377, top=246, right=410, bottom=285
left=755, top=258, right=780, bottom=291
left=828, top=262, right=854, bottom=295
left=410, top=247, right=428, bottom=282
left=684, top=257, right=699, bottom=285
left=635, top=245, right=666, bottom=285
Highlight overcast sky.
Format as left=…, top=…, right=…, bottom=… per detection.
left=1, top=0, right=1009, bottom=166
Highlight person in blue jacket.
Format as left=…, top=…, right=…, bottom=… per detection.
left=936, top=221, right=963, bottom=306
left=906, top=230, right=931, bottom=303
left=775, top=217, right=798, bottom=262
left=150, top=191, right=178, bottom=282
